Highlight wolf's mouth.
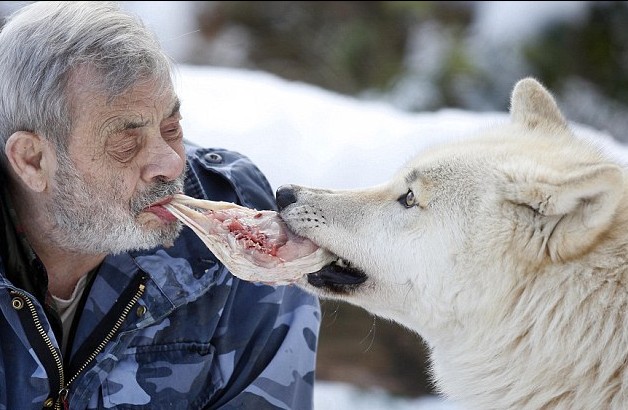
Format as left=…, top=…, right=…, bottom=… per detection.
left=307, top=257, right=367, bottom=293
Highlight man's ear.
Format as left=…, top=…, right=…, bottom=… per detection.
left=5, top=131, right=51, bottom=192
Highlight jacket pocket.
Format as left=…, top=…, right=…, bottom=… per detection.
left=102, top=342, right=220, bottom=409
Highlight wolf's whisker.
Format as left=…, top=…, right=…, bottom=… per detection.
left=359, top=315, right=377, bottom=353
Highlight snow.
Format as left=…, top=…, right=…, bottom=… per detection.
left=177, top=64, right=507, bottom=191
left=314, top=381, right=463, bottom=410
left=175, top=64, right=628, bottom=193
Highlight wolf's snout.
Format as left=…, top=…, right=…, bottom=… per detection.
left=276, top=185, right=298, bottom=211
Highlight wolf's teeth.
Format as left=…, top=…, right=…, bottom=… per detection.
left=335, top=258, right=351, bottom=268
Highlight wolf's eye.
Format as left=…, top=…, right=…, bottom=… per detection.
left=399, top=189, right=416, bottom=208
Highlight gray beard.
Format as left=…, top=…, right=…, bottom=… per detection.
left=46, top=155, right=185, bottom=254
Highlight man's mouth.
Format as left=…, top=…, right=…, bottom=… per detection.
left=143, top=196, right=178, bottom=223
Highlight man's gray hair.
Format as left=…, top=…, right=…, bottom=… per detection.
left=0, top=1, right=174, bottom=162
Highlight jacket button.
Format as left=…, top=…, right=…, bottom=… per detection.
left=43, top=397, right=54, bottom=407
left=11, top=296, right=24, bottom=310
left=203, top=152, right=223, bottom=164
left=136, top=305, right=147, bottom=317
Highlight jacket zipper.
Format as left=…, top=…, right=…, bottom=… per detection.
left=12, top=280, right=146, bottom=409
left=11, top=290, right=65, bottom=409
left=61, top=281, right=146, bottom=407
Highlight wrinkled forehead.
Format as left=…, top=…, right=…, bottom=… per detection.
left=69, top=63, right=173, bottom=100
left=68, top=65, right=176, bottom=117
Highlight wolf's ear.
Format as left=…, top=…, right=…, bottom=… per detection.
left=506, top=163, right=623, bottom=261
left=510, top=77, right=568, bottom=131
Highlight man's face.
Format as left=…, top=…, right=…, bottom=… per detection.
left=46, top=72, right=187, bottom=254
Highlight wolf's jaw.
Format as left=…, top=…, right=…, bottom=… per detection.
left=276, top=211, right=369, bottom=291
left=307, top=257, right=367, bottom=293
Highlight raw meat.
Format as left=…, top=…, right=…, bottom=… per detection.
left=164, top=194, right=334, bottom=284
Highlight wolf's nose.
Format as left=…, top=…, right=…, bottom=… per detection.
left=276, top=185, right=297, bottom=211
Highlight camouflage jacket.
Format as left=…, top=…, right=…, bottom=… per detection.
left=0, top=144, right=321, bottom=409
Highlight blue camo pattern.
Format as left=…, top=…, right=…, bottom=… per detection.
left=0, top=145, right=321, bottom=409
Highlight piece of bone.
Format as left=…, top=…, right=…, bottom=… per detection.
left=164, top=194, right=334, bottom=284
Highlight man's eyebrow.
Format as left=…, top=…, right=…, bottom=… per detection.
left=102, top=98, right=181, bottom=137
left=165, top=97, right=181, bottom=119
left=102, top=116, right=149, bottom=137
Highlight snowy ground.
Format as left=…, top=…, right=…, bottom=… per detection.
left=314, top=381, right=463, bottom=410
left=177, top=64, right=507, bottom=191
left=176, top=64, right=628, bottom=193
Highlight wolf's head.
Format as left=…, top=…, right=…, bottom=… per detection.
left=277, top=78, right=625, bottom=341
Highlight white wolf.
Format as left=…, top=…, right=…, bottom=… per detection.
left=276, top=78, right=628, bottom=410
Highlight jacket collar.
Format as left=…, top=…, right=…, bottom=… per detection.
left=0, top=171, right=64, bottom=339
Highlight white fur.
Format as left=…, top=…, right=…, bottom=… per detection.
left=279, top=78, right=628, bottom=409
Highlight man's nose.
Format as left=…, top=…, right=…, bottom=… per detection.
left=142, top=136, right=185, bottom=182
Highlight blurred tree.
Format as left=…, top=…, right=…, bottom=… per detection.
left=195, top=1, right=464, bottom=96
left=525, top=1, right=628, bottom=103
left=522, top=1, right=628, bottom=140
left=193, top=1, right=628, bottom=142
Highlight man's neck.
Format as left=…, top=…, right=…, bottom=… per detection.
left=25, top=217, right=105, bottom=299
left=39, top=249, right=105, bottom=300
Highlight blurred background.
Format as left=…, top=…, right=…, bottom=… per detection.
left=112, top=0, right=628, bottom=146
left=2, top=0, right=627, bottom=403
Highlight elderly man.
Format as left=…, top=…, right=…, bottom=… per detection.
left=0, top=2, right=320, bottom=409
